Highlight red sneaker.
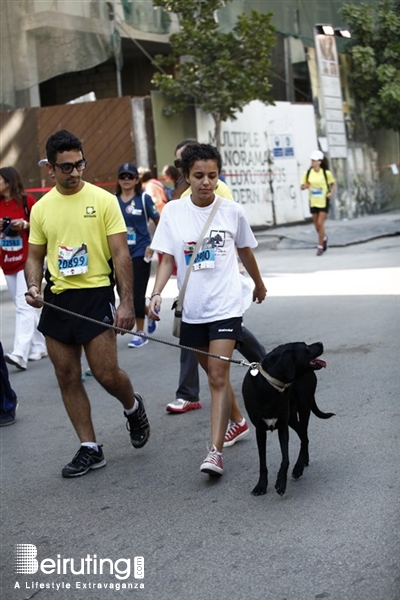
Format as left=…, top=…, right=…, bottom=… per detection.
left=200, top=446, right=223, bottom=476
left=223, top=420, right=250, bottom=448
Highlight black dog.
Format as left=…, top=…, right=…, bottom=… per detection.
left=242, top=342, right=333, bottom=497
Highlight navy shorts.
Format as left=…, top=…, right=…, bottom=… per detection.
left=180, top=317, right=243, bottom=348
left=38, top=286, right=116, bottom=345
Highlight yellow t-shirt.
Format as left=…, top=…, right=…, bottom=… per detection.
left=301, top=168, right=334, bottom=209
left=29, top=182, right=127, bottom=294
left=180, top=179, right=233, bottom=200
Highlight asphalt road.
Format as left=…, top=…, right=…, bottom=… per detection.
left=1, top=236, right=399, bottom=600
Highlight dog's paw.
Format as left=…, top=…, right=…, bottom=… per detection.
left=275, top=479, right=287, bottom=496
left=292, top=464, right=304, bottom=479
left=251, top=483, right=267, bottom=496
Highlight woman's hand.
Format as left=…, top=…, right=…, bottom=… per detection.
left=148, top=293, right=162, bottom=320
left=11, top=219, right=28, bottom=232
left=253, top=283, right=267, bottom=304
left=0, top=218, right=27, bottom=234
left=144, top=246, right=154, bottom=263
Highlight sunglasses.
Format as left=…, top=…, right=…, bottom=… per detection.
left=119, top=173, right=135, bottom=180
left=53, top=159, right=87, bottom=174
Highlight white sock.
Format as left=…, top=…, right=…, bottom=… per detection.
left=81, top=442, right=98, bottom=451
left=124, top=399, right=139, bottom=415
left=237, top=418, right=246, bottom=427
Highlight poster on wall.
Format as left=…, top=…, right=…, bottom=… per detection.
left=308, top=45, right=352, bottom=217
left=196, top=101, right=318, bottom=227
left=315, top=33, right=348, bottom=159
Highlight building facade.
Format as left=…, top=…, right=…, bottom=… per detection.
left=0, top=0, right=398, bottom=220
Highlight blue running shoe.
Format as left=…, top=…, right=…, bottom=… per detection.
left=128, top=333, right=149, bottom=348
left=147, top=317, right=157, bottom=334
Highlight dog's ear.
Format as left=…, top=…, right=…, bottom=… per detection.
left=270, top=347, right=297, bottom=383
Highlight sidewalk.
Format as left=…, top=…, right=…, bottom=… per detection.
left=1, top=211, right=399, bottom=292
left=254, top=210, right=400, bottom=251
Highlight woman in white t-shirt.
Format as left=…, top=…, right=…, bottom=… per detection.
left=149, top=143, right=267, bottom=477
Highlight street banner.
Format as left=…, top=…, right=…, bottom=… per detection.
left=314, top=32, right=348, bottom=159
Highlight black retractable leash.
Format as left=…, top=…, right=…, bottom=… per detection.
left=24, top=292, right=259, bottom=371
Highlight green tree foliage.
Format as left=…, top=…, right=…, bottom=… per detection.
left=151, top=0, right=276, bottom=148
left=341, top=0, right=400, bottom=132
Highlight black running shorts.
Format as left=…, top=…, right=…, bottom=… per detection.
left=38, top=287, right=116, bottom=345
left=180, top=317, right=243, bottom=348
left=310, top=199, right=330, bottom=214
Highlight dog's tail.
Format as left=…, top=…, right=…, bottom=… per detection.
left=312, top=398, right=335, bottom=419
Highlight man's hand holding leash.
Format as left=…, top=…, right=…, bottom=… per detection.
left=114, top=301, right=135, bottom=334
left=25, top=285, right=43, bottom=308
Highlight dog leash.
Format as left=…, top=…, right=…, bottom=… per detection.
left=25, top=292, right=258, bottom=370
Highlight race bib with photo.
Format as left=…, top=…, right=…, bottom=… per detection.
left=184, top=237, right=215, bottom=271
left=58, top=243, right=88, bottom=276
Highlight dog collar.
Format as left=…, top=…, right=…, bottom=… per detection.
left=256, top=364, right=292, bottom=393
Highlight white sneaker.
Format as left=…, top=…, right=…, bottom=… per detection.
left=165, top=398, right=202, bottom=413
left=28, top=351, right=48, bottom=361
left=4, top=353, right=27, bottom=371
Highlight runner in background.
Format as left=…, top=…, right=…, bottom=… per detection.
left=301, top=150, right=335, bottom=255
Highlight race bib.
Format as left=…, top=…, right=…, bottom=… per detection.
left=0, top=236, right=23, bottom=252
left=184, top=237, right=215, bottom=271
left=311, top=187, right=323, bottom=197
left=127, top=227, right=136, bottom=245
left=126, top=205, right=143, bottom=216
left=58, top=243, right=88, bottom=276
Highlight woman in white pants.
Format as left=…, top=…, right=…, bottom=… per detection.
left=0, top=167, right=46, bottom=370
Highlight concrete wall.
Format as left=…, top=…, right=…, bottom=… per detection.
left=375, top=130, right=400, bottom=211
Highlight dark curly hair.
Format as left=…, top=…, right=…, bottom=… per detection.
left=180, top=144, right=222, bottom=177
left=46, top=130, right=83, bottom=164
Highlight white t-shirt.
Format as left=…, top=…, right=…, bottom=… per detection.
left=150, top=194, right=257, bottom=324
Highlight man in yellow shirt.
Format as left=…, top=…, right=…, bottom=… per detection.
left=25, top=130, right=150, bottom=477
left=301, top=150, right=335, bottom=256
